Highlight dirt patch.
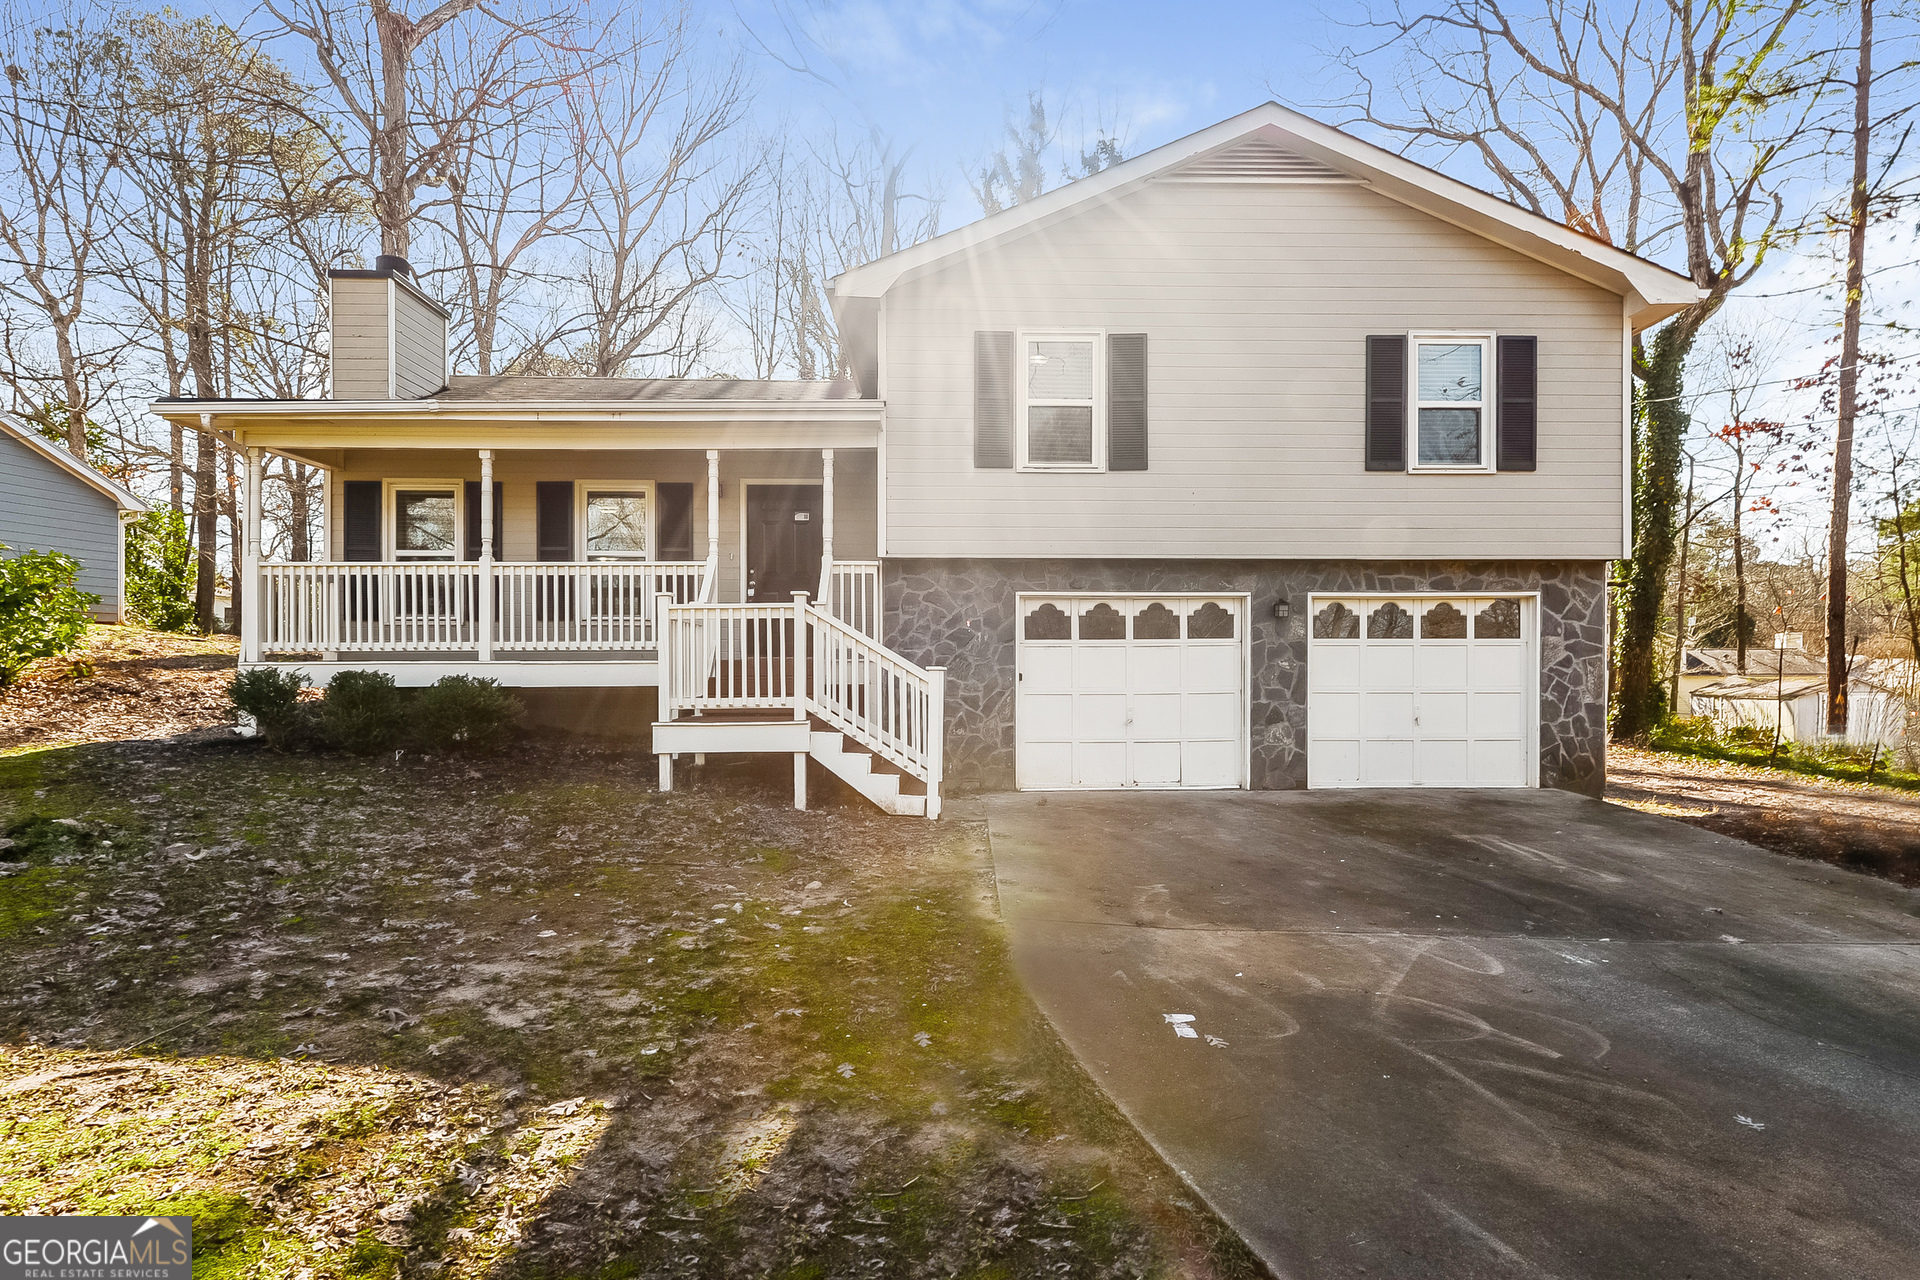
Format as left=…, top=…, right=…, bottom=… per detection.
left=0, top=625, right=237, bottom=753
left=1608, top=745, right=1920, bottom=886
left=0, top=738, right=1266, bottom=1278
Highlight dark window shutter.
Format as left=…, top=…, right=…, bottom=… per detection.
left=536, top=481, right=574, bottom=561
left=342, top=480, right=381, bottom=561
left=463, top=481, right=504, bottom=560
left=1108, top=333, right=1148, bottom=471
left=973, top=330, right=1015, bottom=469
left=1497, top=335, right=1538, bottom=472
left=657, top=482, right=695, bottom=560
left=1365, top=335, right=1407, bottom=472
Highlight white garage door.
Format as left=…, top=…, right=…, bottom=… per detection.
left=1016, top=595, right=1246, bottom=790
left=1308, top=595, right=1536, bottom=788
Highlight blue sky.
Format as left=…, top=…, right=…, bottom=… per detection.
left=718, top=0, right=1339, bottom=211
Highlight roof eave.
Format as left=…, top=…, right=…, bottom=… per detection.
left=0, top=413, right=148, bottom=511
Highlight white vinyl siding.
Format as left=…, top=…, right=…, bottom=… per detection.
left=329, top=276, right=391, bottom=400
left=392, top=283, right=448, bottom=399
left=882, top=180, right=1625, bottom=560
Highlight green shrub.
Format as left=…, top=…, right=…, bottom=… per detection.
left=411, top=675, right=521, bottom=753
left=321, top=670, right=409, bottom=754
left=229, top=667, right=314, bottom=749
left=124, top=508, right=199, bottom=632
left=0, top=544, right=97, bottom=686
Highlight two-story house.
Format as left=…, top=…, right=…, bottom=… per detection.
left=149, top=103, right=1697, bottom=817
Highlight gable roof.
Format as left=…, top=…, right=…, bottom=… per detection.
left=0, top=413, right=147, bottom=511
left=830, top=102, right=1700, bottom=332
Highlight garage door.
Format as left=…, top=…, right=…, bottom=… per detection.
left=1017, top=595, right=1246, bottom=790
left=1307, top=595, right=1535, bottom=788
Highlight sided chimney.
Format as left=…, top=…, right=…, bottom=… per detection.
left=327, top=255, right=450, bottom=399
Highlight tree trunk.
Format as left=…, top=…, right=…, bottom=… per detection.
left=224, top=446, right=240, bottom=638
left=192, top=423, right=216, bottom=633
left=1828, top=0, right=1873, bottom=735
left=1615, top=320, right=1697, bottom=738
left=1734, top=438, right=1748, bottom=674
left=169, top=419, right=184, bottom=513
left=1670, top=459, right=1694, bottom=714
left=288, top=462, right=312, bottom=561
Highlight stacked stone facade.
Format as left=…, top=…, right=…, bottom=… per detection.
left=882, top=559, right=1609, bottom=797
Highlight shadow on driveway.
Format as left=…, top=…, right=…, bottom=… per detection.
left=988, top=789, right=1920, bottom=1280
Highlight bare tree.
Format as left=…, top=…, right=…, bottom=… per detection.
left=1817, top=0, right=1920, bottom=732
left=543, top=23, right=755, bottom=378
left=971, top=90, right=1128, bottom=216
left=261, top=0, right=604, bottom=260
left=105, top=12, right=348, bottom=628
left=1326, top=0, right=1832, bottom=737
left=0, top=5, right=126, bottom=459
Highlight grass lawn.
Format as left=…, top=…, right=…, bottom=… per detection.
left=0, top=734, right=1264, bottom=1279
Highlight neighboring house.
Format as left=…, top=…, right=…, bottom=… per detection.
left=148, top=103, right=1699, bottom=816
left=0, top=413, right=148, bottom=622
left=1689, top=656, right=1915, bottom=753
left=1676, top=645, right=1825, bottom=716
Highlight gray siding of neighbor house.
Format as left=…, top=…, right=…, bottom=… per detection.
left=881, top=179, right=1626, bottom=561
left=392, top=284, right=447, bottom=398
left=0, top=431, right=122, bottom=619
left=330, top=275, right=391, bottom=399
left=883, top=557, right=1609, bottom=797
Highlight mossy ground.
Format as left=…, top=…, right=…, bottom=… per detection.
left=0, top=736, right=1265, bottom=1278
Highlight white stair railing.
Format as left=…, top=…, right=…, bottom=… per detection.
left=821, top=560, right=881, bottom=638
left=660, top=593, right=944, bottom=818
left=807, top=604, right=943, bottom=814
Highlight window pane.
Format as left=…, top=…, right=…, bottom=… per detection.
left=1419, top=408, right=1481, bottom=466
left=1418, top=343, right=1482, bottom=403
left=395, top=490, right=455, bottom=557
left=586, top=492, right=648, bottom=558
left=1028, top=406, right=1093, bottom=464
left=1028, top=340, right=1093, bottom=400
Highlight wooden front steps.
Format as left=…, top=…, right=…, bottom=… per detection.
left=652, top=713, right=929, bottom=817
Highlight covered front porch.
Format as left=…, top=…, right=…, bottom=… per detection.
left=234, top=444, right=880, bottom=682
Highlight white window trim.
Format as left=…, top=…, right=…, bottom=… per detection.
left=574, top=480, right=656, bottom=563
left=382, top=478, right=463, bottom=562
left=1017, top=328, right=1105, bottom=472
left=1408, top=332, right=1496, bottom=473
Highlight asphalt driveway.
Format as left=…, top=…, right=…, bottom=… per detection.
left=987, top=790, right=1920, bottom=1279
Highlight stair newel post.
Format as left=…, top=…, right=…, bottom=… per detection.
left=791, top=591, right=809, bottom=812
left=656, top=591, right=674, bottom=793
left=925, top=666, right=946, bottom=820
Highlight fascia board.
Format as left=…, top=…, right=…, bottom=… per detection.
left=0, top=413, right=148, bottom=510
left=223, top=421, right=883, bottom=452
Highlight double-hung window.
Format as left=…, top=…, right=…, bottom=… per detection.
left=390, top=484, right=459, bottom=561
left=1412, top=336, right=1493, bottom=470
left=1020, top=331, right=1102, bottom=470
left=581, top=487, right=650, bottom=561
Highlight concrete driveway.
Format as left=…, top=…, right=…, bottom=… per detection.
left=987, top=790, right=1920, bottom=1279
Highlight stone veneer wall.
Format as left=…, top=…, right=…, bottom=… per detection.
left=882, top=559, right=1610, bottom=797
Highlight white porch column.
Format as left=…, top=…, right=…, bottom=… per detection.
left=819, top=448, right=834, bottom=602
left=242, top=447, right=262, bottom=664
left=706, top=449, right=721, bottom=564
left=478, top=449, right=494, bottom=662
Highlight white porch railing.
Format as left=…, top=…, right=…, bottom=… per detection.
left=257, top=560, right=711, bottom=654
left=821, top=559, right=881, bottom=639
left=658, top=592, right=944, bottom=814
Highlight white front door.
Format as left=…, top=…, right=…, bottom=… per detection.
left=1016, top=595, right=1247, bottom=790
left=1307, top=595, right=1536, bottom=788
